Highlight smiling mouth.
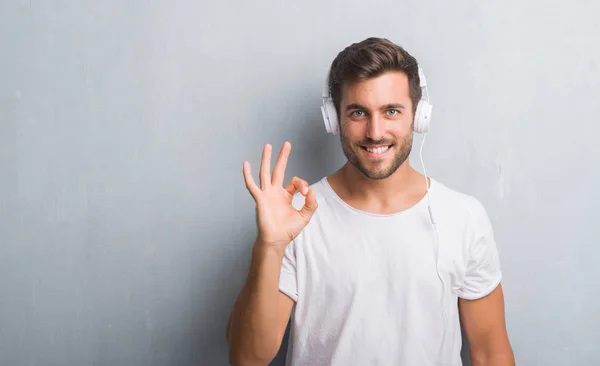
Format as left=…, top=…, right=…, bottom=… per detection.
left=360, top=145, right=392, bottom=157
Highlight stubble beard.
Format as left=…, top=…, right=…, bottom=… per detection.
left=340, top=132, right=413, bottom=180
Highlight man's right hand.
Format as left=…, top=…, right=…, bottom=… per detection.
left=243, top=141, right=318, bottom=254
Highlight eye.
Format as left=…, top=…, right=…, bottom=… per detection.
left=386, top=109, right=401, bottom=116
left=350, top=110, right=366, bottom=117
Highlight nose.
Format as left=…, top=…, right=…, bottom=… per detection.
left=366, top=114, right=384, bottom=140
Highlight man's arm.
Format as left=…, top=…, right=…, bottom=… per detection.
left=459, top=284, right=515, bottom=366
left=226, top=243, right=295, bottom=366
left=227, top=142, right=317, bottom=365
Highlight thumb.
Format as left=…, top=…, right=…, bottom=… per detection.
left=299, top=188, right=318, bottom=219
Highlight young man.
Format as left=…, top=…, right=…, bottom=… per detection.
left=226, top=37, right=515, bottom=366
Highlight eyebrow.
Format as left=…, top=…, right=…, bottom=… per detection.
left=345, top=103, right=406, bottom=111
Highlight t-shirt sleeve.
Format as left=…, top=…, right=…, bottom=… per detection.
left=278, top=238, right=298, bottom=302
left=456, top=198, right=503, bottom=300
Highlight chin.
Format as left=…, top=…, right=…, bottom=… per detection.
left=362, top=168, right=396, bottom=180
left=355, top=160, right=399, bottom=180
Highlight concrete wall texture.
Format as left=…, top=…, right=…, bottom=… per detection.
left=1, top=1, right=599, bottom=365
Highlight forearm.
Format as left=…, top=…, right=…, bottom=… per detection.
left=227, top=242, right=284, bottom=365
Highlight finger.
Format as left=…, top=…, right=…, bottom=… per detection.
left=243, top=161, right=260, bottom=199
left=285, top=176, right=309, bottom=197
left=259, top=144, right=272, bottom=190
left=299, top=188, right=318, bottom=219
left=271, top=141, right=291, bottom=186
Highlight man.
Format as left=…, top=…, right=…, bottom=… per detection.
left=226, top=37, right=514, bottom=366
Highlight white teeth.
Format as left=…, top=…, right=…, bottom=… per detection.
left=366, top=146, right=390, bottom=154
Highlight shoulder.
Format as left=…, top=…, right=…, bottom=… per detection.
left=429, top=179, right=492, bottom=229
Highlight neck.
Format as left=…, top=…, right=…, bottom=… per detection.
left=328, top=159, right=428, bottom=214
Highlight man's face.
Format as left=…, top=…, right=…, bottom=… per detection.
left=339, top=71, right=414, bottom=180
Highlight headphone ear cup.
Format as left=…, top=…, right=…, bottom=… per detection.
left=321, top=99, right=339, bottom=134
left=413, top=100, right=432, bottom=134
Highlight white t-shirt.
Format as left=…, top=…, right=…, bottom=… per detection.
left=278, top=177, right=503, bottom=366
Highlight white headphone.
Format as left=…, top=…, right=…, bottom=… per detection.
left=320, top=66, right=433, bottom=134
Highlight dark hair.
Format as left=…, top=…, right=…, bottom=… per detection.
left=328, top=37, right=422, bottom=116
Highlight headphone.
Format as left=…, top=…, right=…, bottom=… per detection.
left=320, top=66, right=433, bottom=134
